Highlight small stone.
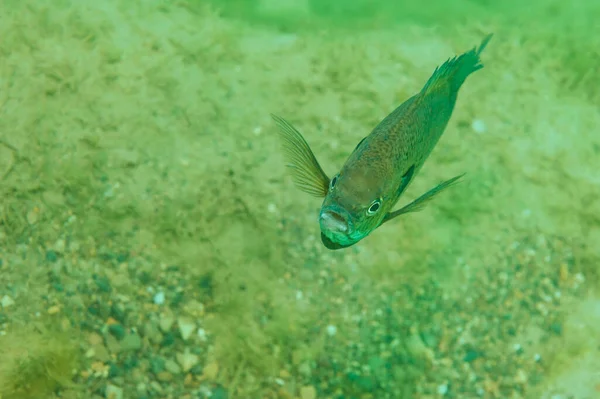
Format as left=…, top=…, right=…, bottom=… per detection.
left=156, top=371, right=173, bottom=382
left=108, top=324, right=126, bottom=340
left=54, top=239, right=66, bottom=253
left=160, top=332, right=175, bottom=347
left=153, top=292, right=166, bottom=305
left=150, top=357, right=166, bottom=374
left=1, top=295, right=15, bottom=308
left=463, top=349, right=481, bottom=362
left=150, top=381, right=164, bottom=393
left=93, top=344, right=111, bottom=362
left=47, top=305, right=61, bottom=315
left=471, top=119, right=486, bottom=134
left=141, top=321, right=163, bottom=345
left=159, top=313, right=175, bottom=332
left=26, top=209, right=39, bottom=225
left=45, top=250, right=58, bottom=263
left=298, top=362, right=311, bottom=377
left=559, top=263, right=569, bottom=282
left=93, top=275, right=112, bottom=293
left=437, top=383, right=448, bottom=395
left=197, top=328, right=207, bottom=341
left=202, top=362, right=219, bottom=380
left=300, top=385, right=316, bottom=399
left=550, top=322, right=562, bottom=335
left=120, top=333, right=142, bottom=352
left=326, top=325, right=337, bottom=336
left=105, top=384, right=123, bottom=399
left=176, top=351, right=199, bottom=373
left=212, top=386, right=228, bottom=399
left=515, top=369, right=528, bottom=384
left=165, top=359, right=181, bottom=374
left=177, top=316, right=195, bottom=341
left=279, top=369, right=291, bottom=379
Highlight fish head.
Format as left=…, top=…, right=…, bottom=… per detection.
left=319, top=165, right=394, bottom=249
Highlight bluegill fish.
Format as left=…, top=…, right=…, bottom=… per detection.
left=273, top=34, right=492, bottom=250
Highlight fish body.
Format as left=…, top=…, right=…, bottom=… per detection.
left=273, top=34, right=492, bottom=250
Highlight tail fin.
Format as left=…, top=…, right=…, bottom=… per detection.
left=422, top=33, right=493, bottom=95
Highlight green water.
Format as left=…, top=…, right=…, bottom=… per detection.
left=0, top=0, right=598, bottom=398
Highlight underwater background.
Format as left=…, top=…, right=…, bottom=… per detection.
left=0, top=0, right=598, bottom=398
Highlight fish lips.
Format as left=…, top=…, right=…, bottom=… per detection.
left=319, top=206, right=355, bottom=250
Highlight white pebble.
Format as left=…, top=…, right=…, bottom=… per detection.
left=534, top=353, right=541, bottom=362
left=296, top=291, right=303, bottom=300
left=1, top=295, right=15, bottom=308
left=326, top=325, right=337, bottom=336
left=471, top=119, right=486, bottom=134
left=267, top=203, right=277, bottom=213
left=513, top=343, right=522, bottom=352
left=153, top=292, right=165, bottom=305
left=177, top=317, right=196, bottom=341
left=197, top=328, right=207, bottom=341
left=437, top=383, right=448, bottom=395
left=274, top=378, right=285, bottom=386
left=521, top=209, right=531, bottom=217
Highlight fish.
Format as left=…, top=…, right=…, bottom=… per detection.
left=272, top=34, right=493, bottom=250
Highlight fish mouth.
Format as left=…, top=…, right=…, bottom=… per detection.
left=319, top=207, right=352, bottom=234
left=319, top=207, right=355, bottom=250
left=320, top=233, right=353, bottom=250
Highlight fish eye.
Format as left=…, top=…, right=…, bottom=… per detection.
left=367, top=199, right=382, bottom=216
left=330, top=175, right=338, bottom=189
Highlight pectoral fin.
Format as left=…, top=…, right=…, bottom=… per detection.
left=271, top=114, right=330, bottom=197
left=381, top=173, right=465, bottom=224
left=397, top=165, right=416, bottom=197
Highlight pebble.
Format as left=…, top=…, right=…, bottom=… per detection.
left=298, top=362, right=312, bottom=377
left=326, top=325, right=337, bottom=336
left=471, top=119, right=486, bottom=134
left=1, top=295, right=15, bottom=308
left=149, top=381, right=163, bottom=393
left=108, top=324, right=126, bottom=340
left=105, top=384, right=123, bottom=399
left=26, top=208, right=39, bottom=224
left=141, top=321, right=163, bottom=345
left=165, top=359, right=182, bottom=374
left=176, top=350, right=199, bottom=372
left=120, top=333, right=142, bottom=352
left=177, top=316, right=196, bottom=341
left=437, top=383, right=449, bottom=395
left=300, top=385, right=316, bottom=399
left=159, top=312, right=175, bottom=332
left=47, top=305, right=61, bottom=314
left=156, top=371, right=173, bottom=382
left=202, top=362, right=219, bottom=380
left=153, top=292, right=165, bottom=305
left=212, top=386, right=228, bottom=399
